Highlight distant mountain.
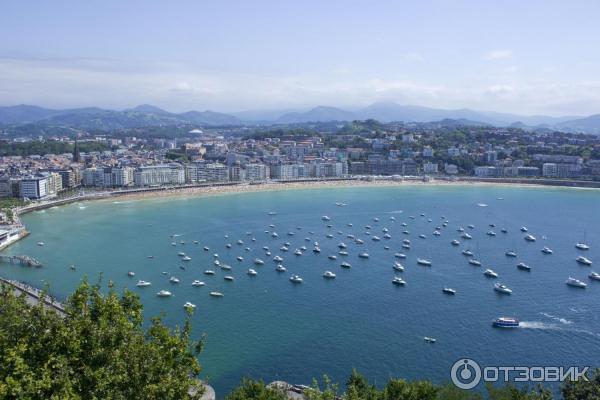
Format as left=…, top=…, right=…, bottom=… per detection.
left=0, top=105, right=62, bottom=124
left=556, top=114, right=600, bottom=134
left=276, top=106, right=355, bottom=123
left=128, top=104, right=171, bottom=115
left=179, top=110, right=240, bottom=126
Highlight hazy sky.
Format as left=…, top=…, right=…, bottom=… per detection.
left=2, top=0, right=600, bottom=115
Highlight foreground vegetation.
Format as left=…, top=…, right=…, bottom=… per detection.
left=1, top=281, right=597, bottom=399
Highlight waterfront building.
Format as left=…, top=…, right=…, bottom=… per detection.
left=423, top=162, right=438, bottom=174
left=20, top=176, right=49, bottom=199
left=134, top=164, right=185, bottom=186
left=474, top=166, right=499, bottom=177
left=444, top=163, right=458, bottom=174
left=542, top=163, right=558, bottom=177
left=245, top=164, right=268, bottom=181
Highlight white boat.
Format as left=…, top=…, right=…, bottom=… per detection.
left=169, top=277, right=180, bottom=283
left=226, top=243, right=232, bottom=248
left=402, top=244, right=410, bottom=249
left=312, top=247, right=321, bottom=253
left=37, top=241, right=45, bottom=246
left=487, top=231, right=496, bottom=237
left=323, top=271, right=336, bottom=279
left=520, top=226, right=528, bottom=232
left=338, top=250, right=349, bottom=256
left=468, top=224, right=475, bottom=229
left=461, top=233, right=472, bottom=240
left=321, top=216, right=331, bottom=221
left=468, top=259, right=481, bottom=266
left=224, top=275, right=235, bottom=281
left=566, top=277, right=587, bottom=288
left=484, top=269, right=498, bottom=278
left=576, top=243, right=590, bottom=250
left=403, top=239, right=411, bottom=244
left=254, top=258, right=265, bottom=265
left=328, top=255, right=337, bottom=260
left=177, top=252, right=186, bottom=256
left=220, top=264, right=231, bottom=270
left=494, top=283, right=512, bottom=294
left=273, top=255, right=283, bottom=262
left=457, top=227, right=465, bottom=232
left=517, top=262, right=531, bottom=271
left=524, top=234, right=536, bottom=242
left=588, top=272, right=600, bottom=281
left=183, top=302, right=196, bottom=309
left=576, top=256, right=592, bottom=266
left=462, top=249, right=474, bottom=257
left=280, top=246, right=289, bottom=252
left=294, top=249, right=303, bottom=256
left=340, top=262, right=351, bottom=268
left=424, top=336, right=436, bottom=343
left=394, top=253, right=407, bottom=259
left=393, top=262, right=404, bottom=272
left=271, top=232, right=279, bottom=238
left=326, top=234, right=334, bottom=238
left=191, top=280, right=205, bottom=286
left=136, top=280, right=151, bottom=287
left=451, top=240, right=460, bottom=246
left=417, top=258, right=432, bottom=266
left=204, top=270, right=215, bottom=275
left=338, top=242, right=347, bottom=249
left=289, top=274, right=303, bottom=283
left=372, top=236, right=381, bottom=241
left=541, top=246, right=553, bottom=254
left=213, top=253, right=219, bottom=258
left=157, top=290, right=172, bottom=297
left=209, top=291, right=224, bottom=297
left=237, top=240, right=244, bottom=245
left=213, top=260, right=221, bottom=266
left=203, top=246, right=210, bottom=251
left=505, top=251, right=517, bottom=257
left=442, top=287, right=456, bottom=295
left=182, top=256, right=192, bottom=261
left=433, top=231, right=441, bottom=236
left=419, top=234, right=426, bottom=239
left=383, top=233, right=392, bottom=239
left=358, top=253, right=369, bottom=259
left=392, top=277, right=406, bottom=285
left=247, top=269, right=258, bottom=276
left=355, top=239, right=364, bottom=245
left=276, top=264, right=286, bottom=272
left=127, top=271, right=135, bottom=277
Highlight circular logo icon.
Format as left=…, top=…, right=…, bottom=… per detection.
left=451, top=358, right=482, bottom=390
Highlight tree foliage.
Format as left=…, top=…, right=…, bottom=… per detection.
left=0, top=279, right=203, bottom=399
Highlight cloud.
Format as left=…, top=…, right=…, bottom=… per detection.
left=485, top=50, right=513, bottom=60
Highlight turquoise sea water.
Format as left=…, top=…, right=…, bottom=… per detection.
left=2, top=185, right=600, bottom=395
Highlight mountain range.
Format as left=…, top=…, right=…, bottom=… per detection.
left=1, top=102, right=599, bottom=134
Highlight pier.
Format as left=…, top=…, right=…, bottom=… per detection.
left=0, top=254, right=42, bottom=267
left=0, top=276, right=65, bottom=315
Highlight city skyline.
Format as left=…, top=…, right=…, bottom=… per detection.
left=2, top=1, right=600, bottom=115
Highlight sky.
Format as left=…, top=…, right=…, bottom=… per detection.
left=1, top=0, right=600, bottom=116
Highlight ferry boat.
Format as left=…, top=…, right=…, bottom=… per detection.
left=289, top=274, right=303, bottom=283
left=392, top=277, right=406, bottom=285
left=136, top=280, right=151, bottom=287
left=494, top=283, right=512, bottom=294
left=276, top=264, right=286, bottom=272
left=484, top=269, right=498, bottom=278
left=393, top=262, right=404, bottom=272
left=576, top=256, right=592, bottom=266
left=517, top=262, right=531, bottom=271
left=156, top=290, right=172, bottom=297
left=492, top=317, right=519, bottom=328
left=341, top=262, right=352, bottom=268
left=183, top=302, right=196, bottom=309
left=247, top=269, right=257, bottom=276
left=442, top=287, right=456, bottom=295
left=323, top=271, right=336, bottom=279
left=417, top=258, right=432, bottom=266
left=589, top=272, right=600, bottom=281
left=191, top=280, right=205, bottom=286
left=209, top=291, right=224, bottom=297
left=566, top=277, right=587, bottom=288
left=541, top=246, right=553, bottom=254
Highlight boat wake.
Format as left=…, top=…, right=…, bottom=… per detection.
left=477, top=203, right=488, bottom=207
left=387, top=210, right=403, bottom=214
left=540, top=312, right=573, bottom=325
left=520, top=321, right=600, bottom=339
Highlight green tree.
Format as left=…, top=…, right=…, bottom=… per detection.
left=0, top=279, right=203, bottom=399
left=225, top=379, right=286, bottom=400
left=561, top=368, right=600, bottom=400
